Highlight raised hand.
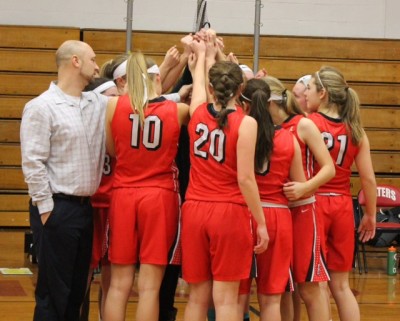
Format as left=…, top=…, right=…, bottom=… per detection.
left=162, top=45, right=180, bottom=69
left=190, top=39, right=206, bottom=55
left=188, top=52, right=198, bottom=74
left=205, top=36, right=218, bottom=61
left=227, top=52, right=239, bottom=65
left=255, top=68, right=268, bottom=79
left=178, top=84, right=193, bottom=104
left=180, top=34, right=194, bottom=55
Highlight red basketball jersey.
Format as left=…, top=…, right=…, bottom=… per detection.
left=112, top=96, right=180, bottom=191
left=308, top=112, right=359, bottom=196
left=185, top=103, right=246, bottom=204
left=281, top=114, right=314, bottom=180
left=256, top=127, right=294, bottom=205
left=91, top=153, right=116, bottom=208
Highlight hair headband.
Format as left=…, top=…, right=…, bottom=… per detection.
left=239, top=64, right=254, bottom=74
left=268, top=93, right=283, bottom=102
left=113, top=60, right=127, bottom=80
left=93, top=81, right=117, bottom=94
left=296, top=75, right=311, bottom=86
left=316, top=71, right=325, bottom=90
left=240, top=93, right=251, bottom=102
left=140, top=65, right=161, bottom=106
left=268, top=89, right=287, bottom=103
left=147, top=64, right=160, bottom=75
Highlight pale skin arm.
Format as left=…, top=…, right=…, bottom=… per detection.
left=177, top=84, right=193, bottom=104
left=159, top=46, right=180, bottom=75
left=189, top=40, right=206, bottom=116
left=289, top=137, right=307, bottom=183
left=160, top=34, right=193, bottom=94
left=193, top=31, right=218, bottom=103
left=205, top=36, right=217, bottom=104
left=215, top=37, right=227, bottom=62
left=161, top=50, right=190, bottom=94
left=283, top=117, right=335, bottom=200
left=159, top=46, right=180, bottom=91
left=202, top=28, right=226, bottom=62
left=237, top=116, right=269, bottom=254
left=284, top=136, right=307, bottom=201
left=209, top=31, right=227, bottom=62
left=177, top=102, right=190, bottom=126
left=354, top=132, right=377, bottom=243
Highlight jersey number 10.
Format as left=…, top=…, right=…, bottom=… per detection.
left=129, top=114, right=162, bottom=150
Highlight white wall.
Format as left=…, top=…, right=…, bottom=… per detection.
left=2, top=0, right=400, bottom=39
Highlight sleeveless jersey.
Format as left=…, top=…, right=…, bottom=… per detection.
left=308, top=112, right=359, bottom=196
left=112, top=95, right=180, bottom=191
left=256, top=127, right=294, bottom=205
left=91, top=153, right=116, bottom=208
left=185, top=103, right=246, bottom=204
left=281, top=114, right=314, bottom=180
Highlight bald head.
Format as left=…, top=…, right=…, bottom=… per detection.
left=55, top=40, right=99, bottom=94
left=55, top=40, right=91, bottom=68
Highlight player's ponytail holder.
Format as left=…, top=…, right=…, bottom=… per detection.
left=142, top=73, right=148, bottom=106
left=240, top=93, right=251, bottom=102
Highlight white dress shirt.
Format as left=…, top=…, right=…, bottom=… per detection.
left=20, top=82, right=108, bottom=214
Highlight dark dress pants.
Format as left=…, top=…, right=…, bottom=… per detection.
left=30, top=197, right=93, bottom=321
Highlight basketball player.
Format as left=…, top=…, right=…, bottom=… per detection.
left=263, top=75, right=335, bottom=321
left=181, top=38, right=269, bottom=321
left=306, top=66, right=376, bottom=321
left=103, top=52, right=190, bottom=321
left=238, top=78, right=306, bottom=321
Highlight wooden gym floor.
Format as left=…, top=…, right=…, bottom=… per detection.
left=0, top=230, right=399, bottom=321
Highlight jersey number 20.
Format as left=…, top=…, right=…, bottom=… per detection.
left=194, top=123, right=226, bottom=163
